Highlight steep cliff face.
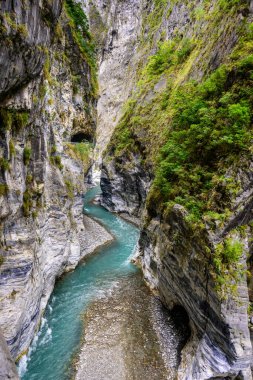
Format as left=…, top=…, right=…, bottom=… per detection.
left=100, top=155, right=152, bottom=221
left=82, top=0, right=155, bottom=213
left=1, top=0, right=253, bottom=378
left=101, top=0, right=253, bottom=378
left=139, top=208, right=252, bottom=379
left=0, top=330, right=19, bottom=380
left=82, top=0, right=143, bottom=176
left=0, top=0, right=112, bottom=368
left=0, top=0, right=62, bottom=101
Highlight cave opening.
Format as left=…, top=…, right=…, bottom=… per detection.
left=170, top=304, right=191, bottom=361
left=171, top=305, right=190, bottom=329
left=71, top=132, right=93, bottom=143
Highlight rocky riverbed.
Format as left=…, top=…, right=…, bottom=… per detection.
left=75, top=272, right=189, bottom=380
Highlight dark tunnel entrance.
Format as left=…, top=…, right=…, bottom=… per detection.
left=155, top=300, right=192, bottom=371
left=170, top=305, right=191, bottom=342
left=71, top=132, right=93, bottom=143
left=171, top=305, right=190, bottom=329
left=159, top=303, right=191, bottom=368
left=170, top=304, right=191, bottom=353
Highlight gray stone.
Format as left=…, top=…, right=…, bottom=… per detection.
left=0, top=0, right=109, bottom=366
left=0, top=330, right=19, bottom=380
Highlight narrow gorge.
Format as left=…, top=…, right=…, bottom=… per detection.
left=0, top=0, right=253, bottom=379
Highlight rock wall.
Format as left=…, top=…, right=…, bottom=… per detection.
left=0, top=330, right=19, bottom=380
left=100, top=155, right=152, bottom=219
left=1, top=0, right=253, bottom=378
left=82, top=0, right=155, bottom=213
left=101, top=0, right=253, bottom=378
left=0, top=0, right=112, bottom=371
left=0, top=0, right=62, bottom=101
left=82, top=0, right=143, bottom=176
left=138, top=208, right=252, bottom=379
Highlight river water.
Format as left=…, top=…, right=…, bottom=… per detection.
left=19, top=187, right=139, bottom=379
left=19, top=187, right=186, bottom=380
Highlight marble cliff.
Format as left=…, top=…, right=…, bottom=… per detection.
left=1, top=0, right=253, bottom=379
left=99, top=0, right=253, bottom=379
left=0, top=0, right=111, bottom=376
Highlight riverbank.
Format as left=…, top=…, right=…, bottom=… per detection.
left=75, top=271, right=189, bottom=380
left=19, top=187, right=140, bottom=379
left=75, top=272, right=169, bottom=380
left=19, top=187, right=189, bottom=380
left=18, top=210, right=113, bottom=378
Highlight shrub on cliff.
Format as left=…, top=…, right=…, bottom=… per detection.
left=64, top=0, right=97, bottom=95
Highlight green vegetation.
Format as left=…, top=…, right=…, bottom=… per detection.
left=0, top=158, right=10, bottom=172
left=9, top=139, right=15, bottom=158
left=23, top=147, right=31, bottom=166
left=212, top=237, right=245, bottom=298
left=39, top=83, right=47, bottom=100
left=0, top=109, right=29, bottom=133
left=14, top=112, right=29, bottom=133
left=51, top=145, right=57, bottom=155
left=214, top=238, right=243, bottom=271
left=0, top=254, right=4, bottom=267
left=151, top=57, right=253, bottom=220
left=145, top=38, right=195, bottom=77
left=23, top=189, right=32, bottom=217
left=71, top=74, right=81, bottom=95
left=50, top=155, right=63, bottom=170
left=0, top=184, right=8, bottom=196
left=54, top=21, right=64, bottom=41
left=110, top=35, right=198, bottom=160
left=109, top=11, right=253, bottom=223
left=2, top=13, right=28, bottom=37
left=106, top=2, right=253, bottom=295
left=16, top=24, right=28, bottom=38
left=218, top=0, right=248, bottom=11
left=65, top=142, right=92, bottom=172
left=65, top=179, right=74, bottom=199
left=22, top=173, right=39, bottom=218
left=141, top=0, right=168, bottom=49
left=50, top=145, right=63, bottom=170
left=26, top=174, right=33, bottom=185
left=43, top=53, right=51, bottom=82
left=0, top=109, right=12, bottom=130
left=64, top=0, right=97, bottom=95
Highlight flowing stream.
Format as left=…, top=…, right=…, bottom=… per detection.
left=19, top=187, right=139, bottom=379
left=18, top=186, right=188, bottom=380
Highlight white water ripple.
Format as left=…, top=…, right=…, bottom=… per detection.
left=18, top=316, right=51, bottom=376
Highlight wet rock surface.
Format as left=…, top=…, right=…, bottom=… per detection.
left=75, top=272, right=189, bottom=380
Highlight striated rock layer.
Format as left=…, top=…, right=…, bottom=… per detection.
left=138, top=209, right=252, bottom=379
left=82, top=0, right=143, bottom=174
left=0, top=0, right=111, bottom=373
left=0, top=329, right=19, bottom=380
left=101, top=0, right=253, bottom=378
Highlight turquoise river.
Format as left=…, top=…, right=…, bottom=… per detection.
left=19, top=186, right=140, bottom=380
